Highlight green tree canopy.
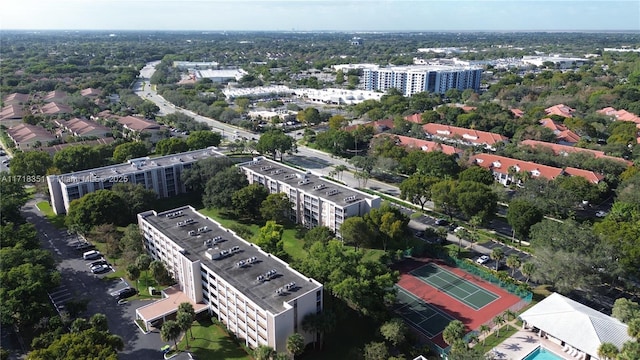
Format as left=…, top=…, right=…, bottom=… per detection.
left=186, top=130, right=222, bottom=150
left=155, top=137, right=189, bottom=155
left=65, top=190, right=127, bottom=234
left=506, top=199, right=544, bottom=241
left=181, top=156, right=234, bottom=193
left=53, top=145, right=104, bottom=173
left=9, top=151, right=52, bottom=178
left=255, top=221, right=287, bottom=259
left=256, top=129, right=293, bottom=160
left=203, top=167, right=249, bottom=210
left=231, top=184, right=269, bottom=221
left=111, top=183, right=157, bottom=222
left=260, top=192, right=292, bottom=224
left=112, top=141, right=149, bottom=163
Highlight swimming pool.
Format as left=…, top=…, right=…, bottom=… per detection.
left=522, top=346, right=565, bottom=360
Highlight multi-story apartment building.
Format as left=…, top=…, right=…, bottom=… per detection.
left=47, top=147, right=224, bottom=214
left=361, top=64, right=482, bottom=96
left=137, top=206, right=323, bottom=352
left=238, top=157, right=381, bottom=234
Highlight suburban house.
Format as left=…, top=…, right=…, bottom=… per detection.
left=376, top=134, right=462, bottom=156
left=539, top=118, right=581, bottom=145
left=3, top=92, right=30, bottom=106
left=545, top=104, right=575, bottom=118
left=6, top=123, right=56, bottom=150
left=422, top=123, right=508, bottom=150
left=116, top=115, right=164, bottom=141
left=470, top=153, right=604, bottom=186
left=80, top=88, right=102, bottom=98
left=519, top=292, right=633, bottom=360
left=137, top=205, right=323, bottom=352
left=344, top=118, right=395, bottom=133
left=520, top=139, right=633, bottom=166
left=40, top=102, right=73, bottom=116
left=0, top=104, right=26, bottom=126
left=43, top=90, right=69, bottom=103
left=55, top=118, right=112, bottom=139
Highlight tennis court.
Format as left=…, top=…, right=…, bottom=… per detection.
left=410, top=263, right=499, bottom=310
left=394, top=286, right=455, bottom=339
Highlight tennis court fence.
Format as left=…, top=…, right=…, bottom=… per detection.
left=414, top=246, right=533, bottom=302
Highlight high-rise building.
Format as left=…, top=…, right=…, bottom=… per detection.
left=137, top=206, right=323, bottom=352
left=361, top=64, right=482, bottom=96
left=238, top=157, right=381, bottom=234
left=47, top=147, right=224, bottom=214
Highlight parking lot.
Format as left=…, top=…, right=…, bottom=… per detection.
left=22, top=196, right=169, bottom=359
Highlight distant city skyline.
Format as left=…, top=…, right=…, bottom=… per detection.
left=2, top=0, right=639, bottom=32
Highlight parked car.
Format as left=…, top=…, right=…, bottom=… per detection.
left=476, top=255, right=490, bottom=265
left=115, top=287, right=138, bottom=300
left=90, top=264, right=110, bottom=274
left=435, top=219, right=448, bottom=226
left=88, top=259, right=107, bottom=267
left=453, top=226, right=465, bottom=233
left=83, top=250, right=101, bottom=260
left=75, top=242, right=94, bottom=250
left=595, top=210, right=608, bottom=218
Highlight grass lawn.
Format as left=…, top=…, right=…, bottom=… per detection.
left=197, top=207, right=261, bottom=237
left=176, top=319, right=251, bottom=360
left=36, top=201, right=66, bottom=229
left=281, top=228, right=307, bottom=261
left=473, top=325, right=519, bottom=354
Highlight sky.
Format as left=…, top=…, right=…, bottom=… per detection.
left=2, top=0, right=639, bottom=32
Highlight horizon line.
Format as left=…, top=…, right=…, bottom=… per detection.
left=2, top=29, right=640, bottom=33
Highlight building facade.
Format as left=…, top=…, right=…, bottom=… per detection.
left=137, top=206, right=323, bottom=352
left=47, top=148, right=223, bottom=214
left=362, top=65, right=482, bottom=96
left=238, top=157, right=381, bottom=234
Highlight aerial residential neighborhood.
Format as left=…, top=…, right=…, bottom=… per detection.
left=1, top=2, right=639, bottom=360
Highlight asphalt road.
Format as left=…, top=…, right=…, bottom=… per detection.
left=21, top=196, right=169, bottom=359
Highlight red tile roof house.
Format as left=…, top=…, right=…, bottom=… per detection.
left=55, top=118, right=112, bottom=138
left=80, top=88, right=102, bottom=98
left=545, top=104, right=575, bottom=118
left=597, top=107, right=640, bottom=140
left=3, top=92, right=30, bottom=106
left=422, top=123, right=508, bottom=151
left=40, top=102, right=73, bottom=116
left=470, top=153, right=604, bottom=187
left=404, top=113, right=423, bottom=124
left=376, top=134, right=463, bottom=156
left=343, top=118, right=395, bottom=133
left=520, top=139, right=633, bottom=166
left=539, top=118, right=581, bottom=145
left=43, top=90, right=69, bottom=103
left=510, top=108, right=524, bottom=118
left=6, top=123, right=57, bottom=150
left=116, top=115, right=165, bottom=142
left=0, top=104, right=26, bottom=127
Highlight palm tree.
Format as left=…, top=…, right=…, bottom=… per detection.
left=467, top=333, right=479, bottom=346
left=177, top=302, right=196, bottom=340
left=302, top=311, right=335, bottom=350
left=442, top=320, right=466, bottom=346
left=479, top=324, right=491, bottom=345
left=503, top=309, right=517, bottom=322
left=286, top=333, right=305, bottom=359
left=521, top=262, right=535, bottom=284
left=490, top=248, right=505, bottom=271
left=126, top=264, right=140, bottom=292
left=506, top=255, right=521, bottom=276
left=176, top=312, right=192, bottom=349
left=253, top=345, right=275, bottom=360
left=160, top=320, right=182, bottom=351
left=493, top=315, right=506, bottom=337
left=598, top=342, right=620, bottom=360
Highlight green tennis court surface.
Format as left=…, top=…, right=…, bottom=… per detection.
left=395, top=287, right=454, bottom=338
left=410, top=263, right=499, bottom=310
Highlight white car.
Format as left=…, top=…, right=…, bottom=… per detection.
left=476, top=255, right=490, bottom=265
left=453, top=226, right=465, bottom=233
left=595, top=210, right=608, bottom=218
left=90, top=264, right=110, bottom=274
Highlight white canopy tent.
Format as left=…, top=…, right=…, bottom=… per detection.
left=519, top=292, right=632, bottom=359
